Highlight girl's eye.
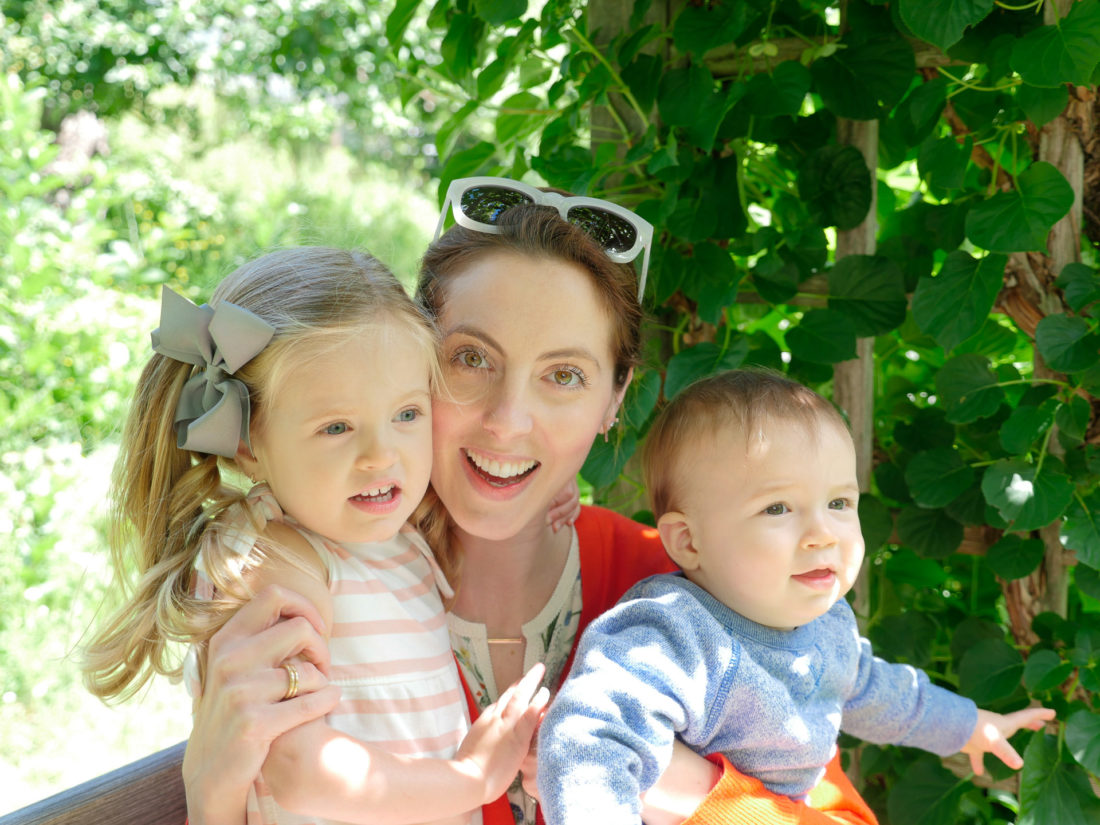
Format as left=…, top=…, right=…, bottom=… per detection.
left=324, top=422, right=348, bottom=435
left=764, top=503, right=789, bottom=516
left=395, top=407, right=420, bottom=423
left=549, top=366, right=587, bottom=387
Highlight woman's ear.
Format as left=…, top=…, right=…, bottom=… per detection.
left=602, top=367, right=633, bottom=432
left=657, top=510, right=700, bottom=571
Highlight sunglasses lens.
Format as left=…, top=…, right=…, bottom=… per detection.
left=460, top=185, right=535, bottom=224
left=567, top=207, right=638, bottom=255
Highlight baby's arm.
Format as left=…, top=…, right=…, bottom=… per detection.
left=960, top=707, right=1055, bottom=774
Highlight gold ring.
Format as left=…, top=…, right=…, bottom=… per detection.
left=281, top=661, right=299, bottom=701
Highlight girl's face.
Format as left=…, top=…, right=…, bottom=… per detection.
left=243, top=322, right=434, bottom=544
left=430, top=250, right=628, bottom=541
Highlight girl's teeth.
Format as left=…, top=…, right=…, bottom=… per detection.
left=360, top=484, right=394, bottom=498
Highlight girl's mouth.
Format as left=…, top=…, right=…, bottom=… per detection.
left=464, top=449, right=539, bottom=487
left=351, top=483, right=398, bottom=503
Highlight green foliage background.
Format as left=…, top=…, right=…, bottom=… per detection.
left=5, top=0, right=1100, bottom=821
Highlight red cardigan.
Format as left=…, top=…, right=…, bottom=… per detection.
left=466, top=506, right=878, bottom=825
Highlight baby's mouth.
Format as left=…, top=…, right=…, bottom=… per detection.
left=465, top=449, right=539, bottom=487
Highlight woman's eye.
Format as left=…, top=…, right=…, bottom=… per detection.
left=549, top=367, right=586, bottom=387
left=324, top=422, right=348, bottom=435
left=455, top=349, right=487, bottom=369
left=395, top=408, right=420, bottom=423
left=764, top=503, right=788, bottom=516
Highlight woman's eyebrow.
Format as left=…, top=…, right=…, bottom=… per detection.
left=442, top=325, right=602, bottom=365
left=442, top=323, right=501, bottom=351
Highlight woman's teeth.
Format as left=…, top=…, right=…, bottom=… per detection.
left=466, top=450, right=537, bottom=479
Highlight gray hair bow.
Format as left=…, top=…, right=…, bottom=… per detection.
left=151, top=286, right=275, bottom=458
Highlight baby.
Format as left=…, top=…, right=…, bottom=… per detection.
left=537, top=368, right=1053, bottom=823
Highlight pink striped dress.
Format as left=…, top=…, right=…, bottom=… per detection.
left=189, top=485, right=475, bottom=825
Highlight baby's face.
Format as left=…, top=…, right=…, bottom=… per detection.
left=673, top=418, right=864, bottom=630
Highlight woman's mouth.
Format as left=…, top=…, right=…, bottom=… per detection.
left=464, top=449, right=539, bottom=487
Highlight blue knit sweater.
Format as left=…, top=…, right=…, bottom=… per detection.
left=537, top=573, right=977, bottom=824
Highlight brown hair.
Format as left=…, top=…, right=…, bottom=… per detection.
left=413, top=200, right=644, bottom=591
left=642, top=368, right=850, bottom=519
left=83, top=247, right=440, bottom=701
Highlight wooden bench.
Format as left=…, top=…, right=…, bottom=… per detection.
left=0, top=742, right=186, bottom=825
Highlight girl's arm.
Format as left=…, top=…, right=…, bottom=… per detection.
left=184, top=585, right=341, bottom=825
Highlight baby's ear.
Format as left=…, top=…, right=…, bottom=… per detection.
left=657, top=511, right=699, bottom=571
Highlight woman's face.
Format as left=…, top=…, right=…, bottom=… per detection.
left=430, top=250, right=627, bottom=541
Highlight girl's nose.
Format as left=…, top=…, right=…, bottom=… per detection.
left=355, top=427, right=398, bottom=470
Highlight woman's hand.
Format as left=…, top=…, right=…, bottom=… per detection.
left=454, top=663, right=550, bottom=804
left=183, top=585, right=342, bottom=825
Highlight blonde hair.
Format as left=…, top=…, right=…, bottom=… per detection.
left=413, top=202, right=644, bottom=593
left=83, top=247, right=440, bottom=701
left=642, top=368, right=850, bottom=519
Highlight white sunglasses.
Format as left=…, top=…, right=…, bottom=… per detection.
left=433, top=176, right=653, bottom=301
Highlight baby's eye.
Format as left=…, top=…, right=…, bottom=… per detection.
left=829, top=498, right=852, bottom=510
left=549, top=367, right=586, bottom=387
left=395, top=407, right=420, bottom=423
left=764, top=503, right=788, bottom=516
left=324, top=422, right=348, bottom=435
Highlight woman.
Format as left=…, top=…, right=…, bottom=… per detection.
left=184, top=179, right=877, bottom=825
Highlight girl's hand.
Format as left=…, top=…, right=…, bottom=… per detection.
left=454, top=663, right=550, bottom=804
left=184, top=585, right=342, bottom=824
left=547, top=477, right=581, bottom=533
left=960, top=706, right=1056, bottom=774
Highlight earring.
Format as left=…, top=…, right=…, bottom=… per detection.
left=602, top=416, right=619, bottom=444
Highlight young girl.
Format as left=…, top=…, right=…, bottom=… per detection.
left=83, top=247, right=548, bottom=825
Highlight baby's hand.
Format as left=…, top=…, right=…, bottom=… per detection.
left=455, top=663, right=550, bottom=803
left=547, top=477, right=581, bottom=533
left=961, top=706, right=1056, bottom=774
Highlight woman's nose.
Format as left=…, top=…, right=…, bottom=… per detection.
left=483, top=378, right=534, bottom=440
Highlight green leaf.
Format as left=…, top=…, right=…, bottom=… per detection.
left=935, top=354, right=1005, bottom=423
left=691, top=242, right=741, bottom=326
left=958, top=638, right=1024, bottom=704
left=1066, top=709, right=1100, bottom=775
left=581, top=427, right=636, bottom=489
left=664, top=341, right=749, bottom=400
left=999, top=402, right=1056, bottom=454
left=905, top=448, right=974, bottom=508
left=886, top=549, right=948, bottom=589
left=473, top=0, right=526, bottom=25
left=918, top=135, right=969, bottom=193
left=495, top=91, right=541, bottom=144
left=1010, top=2, right=1100, bottom=88
left=1023, top=648, right=1073, bottom=691
left=621, top=368, right=661, bottom=429
left=870, top=612, right=937, bottom=668
left=385, top=0, right=422, bottom=45
left=440, top=13, right=483, bottom=81
left=965, top=162, right=1075, bottom=253
left=1057, top=262, right=1100, bottom=313
left=621, top=53, right=663, bottom=113
left=811, top=32, right=916, bottom=120
left=859, top=494, right=894, bottom=553
left=951, top=617, right=1006, bottom=665
left=657, top=64, right=733, bottom=152
left=439, top=141, right=497, bottom=185
left=672, top=2, right=749, bottom=56
left=1036, top=313, right=1100, bottom=373
left=896, top=505, right=964, bottom=559
left=981, top=460, right=1075, bottom=532
left=887, top=758, right=969, bottom=825
left=1017, top=83, right=1069, bottom=129
left=1078, top=564, right=1100, bottom=600
left=1019, top=732, right=1100, bottom=825
left=742, top=61, right=812, bottom=117
left=828, top=255, right=907, bottom=336
left=986, top=534, right=1046, bottom=580
left=785, top=310, right=857, bottom=365
left=751, top=250, right=801, bottom=304
left=799, top=145, right=873, bottom=230
left=1063, top=489, right=1100, bottom=569
left=899, top=0, right=993, bottom=52
left=912, top=251, right=1006, bottom=352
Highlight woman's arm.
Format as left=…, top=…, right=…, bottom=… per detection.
left=184, top=585, right=341, bottom=825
